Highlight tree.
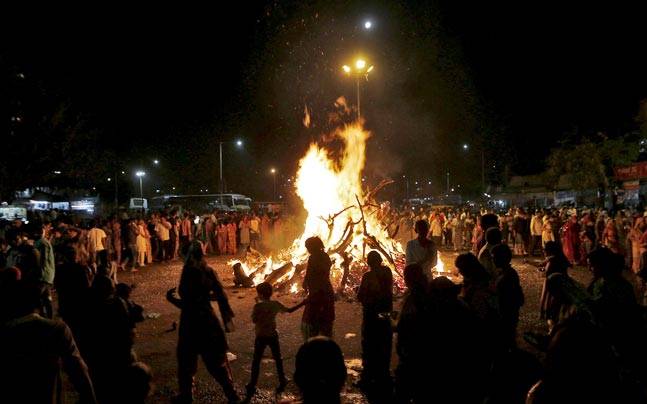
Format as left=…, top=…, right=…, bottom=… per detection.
left=545, top=133, right=639, bottom=205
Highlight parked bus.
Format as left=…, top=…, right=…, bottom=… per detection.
left=150, top=194, right=252, bottom=214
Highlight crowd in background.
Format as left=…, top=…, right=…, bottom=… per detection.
left=2, top=203, right=647, bottom=403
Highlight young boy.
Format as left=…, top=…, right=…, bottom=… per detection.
left=245, top=282, right=305, bottom=400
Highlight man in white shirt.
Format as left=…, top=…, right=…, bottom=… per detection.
left=405, top=220, right=438, bottom=281
left=249, top=214, right=261, bottom=249
left=87, top=220, right=107, bottom=268
left=155, top=216, right=172, bottom=261
left=529, top=211, right=544, bottom=256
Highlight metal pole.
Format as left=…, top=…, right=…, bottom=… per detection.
left=405, top=178, right=409, bottom=200
left=481, top=149, right=485, bottom=190
left=219, top=141, right=223, bottom=205
left=356, top=76, right=361, bottom=120
left=114, top=171, right=118, bottom=211
left=273, top=174, right=277, bottom=201
left=446, top=171, right=450, bottom=194
left=139, top=177, right=143, bottom=200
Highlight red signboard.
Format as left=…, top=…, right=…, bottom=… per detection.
left=615, top=162, right=647, bottom=180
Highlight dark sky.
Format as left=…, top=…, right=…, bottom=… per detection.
left=3, top=1, right=647, bottom=199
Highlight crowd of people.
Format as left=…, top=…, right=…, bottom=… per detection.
left=2, top=204, right=647, bottom=403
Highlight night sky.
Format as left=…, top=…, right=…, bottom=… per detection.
left=3, top=2, right=646, bottom=199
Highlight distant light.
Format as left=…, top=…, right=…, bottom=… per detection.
left=135, top=171, right=145, bottom=177
left=205, top=189, right=208, bottom=192
left=236, top=139, right=243, bottom=147
left=121, top=171, right=126, bottom=175
left=428, top=181, right=431, bottom=185
left=92, top=187, right=96, bottom=190
left=107, top=178, right=112, bottom=182
left=451, top=188, right=455, bottom=192
left=364, top=21, right=372, bottom=29
left=153, top=159, right=159, bottom=165
left=172, top=186, right=176, bottom=190
left=270, top=168, right=276, bottom=174
left=342, top=65, right=351, bottom=74
left=355, top=59, right=366, bottom=70
left=156, top=189, right=160, bottom=193
left=463, top=144, right=469, bottom=150
left=53, top=170, right=61, bottom=175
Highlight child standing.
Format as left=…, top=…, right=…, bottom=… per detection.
left=245, top=282, right=305, bottom=400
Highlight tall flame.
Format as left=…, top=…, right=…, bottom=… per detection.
left=230, top=118, right=444, bottom=292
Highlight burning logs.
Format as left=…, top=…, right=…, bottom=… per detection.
left=263, top=262, right=294, bottom=286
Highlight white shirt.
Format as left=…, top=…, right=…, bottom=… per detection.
left=405, top=238, right=438, bottom=280
left=87, top=228, right=106, bottom=252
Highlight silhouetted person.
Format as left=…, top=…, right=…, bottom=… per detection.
left=455, top=253, right=500, bottom=363
left=245, top=282, right=305, bottom=400
left=395, top=263, right=431, bottom=403
left=539, top=241, right=571, bottom=329
left=294, top=337, right=347, bottom=404
left=587, top=247, right=647, bottom=383
left=166, top=241, right=239, bottom=403
left=121, top=362, right=153, bottom=404
left=301, top=236, right=335, bottom=340
left=55, top=245, right=91, bottom=350
left=0, top=275, right=97, bottom=404
left=425, top=276, right=489, bottom=403
left=492, top=244, right=524, bottom=348
left=86, top=275, right=138, bottom=403
left=405, top=219, right=437, bottom=280
left=356, top=250, right=394, bottom=397
left=476, top=213, right=499, bottom=252
left=527, top=317, right=637, bottom=403
left=479, top=227, right=502, bottom=278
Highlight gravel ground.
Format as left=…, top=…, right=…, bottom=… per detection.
left=63, top=249, right=594, bottom=403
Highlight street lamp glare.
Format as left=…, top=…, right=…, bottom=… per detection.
left=355, top=59, right=366, bottom=70
left=342, top=65, right=351, bottom=74
left=135, top=171, right=145, bottom=177
left=153, top=159, right=159, bottom=165
left=364, top=21, right=372, bottom=29
left=236, top=139, right=243, bottom=147
left=463, top=144, right=469, bottom=150
left=270, top=168, right=276, bottom=174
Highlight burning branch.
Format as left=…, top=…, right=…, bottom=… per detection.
left=318, top=205, right=355, bottom=242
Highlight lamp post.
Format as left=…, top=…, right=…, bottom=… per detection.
left=270, top=168, right=277, bottom=200
left=342, top=59, right=374, bottom=120
left=218, top=139, right=243, bottom=204
left=135, top=171, right=145, bottom=212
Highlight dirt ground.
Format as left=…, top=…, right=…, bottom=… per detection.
left=63, top=250, right=595, bottom=403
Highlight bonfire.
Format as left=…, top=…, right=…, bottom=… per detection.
left=230, top=115, right=444, bottom=295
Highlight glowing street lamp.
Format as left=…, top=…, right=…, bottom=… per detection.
left=341, top=58, right=374, bottom=120
left=135, top=171, right=146, bottom=202
left=364, top=20, right=372, bottom=29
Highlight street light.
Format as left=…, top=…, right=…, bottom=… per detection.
left=153, top=159, right=159, bottom=165
left=219, top=139, right=244, bottom=204
left=341, top=58, right=374, bottom=120
left=135, top=171, right=146, bottom=202
left=270, top=168, right=277, bottom=201
left=364, top=20, right=372, bottom=29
